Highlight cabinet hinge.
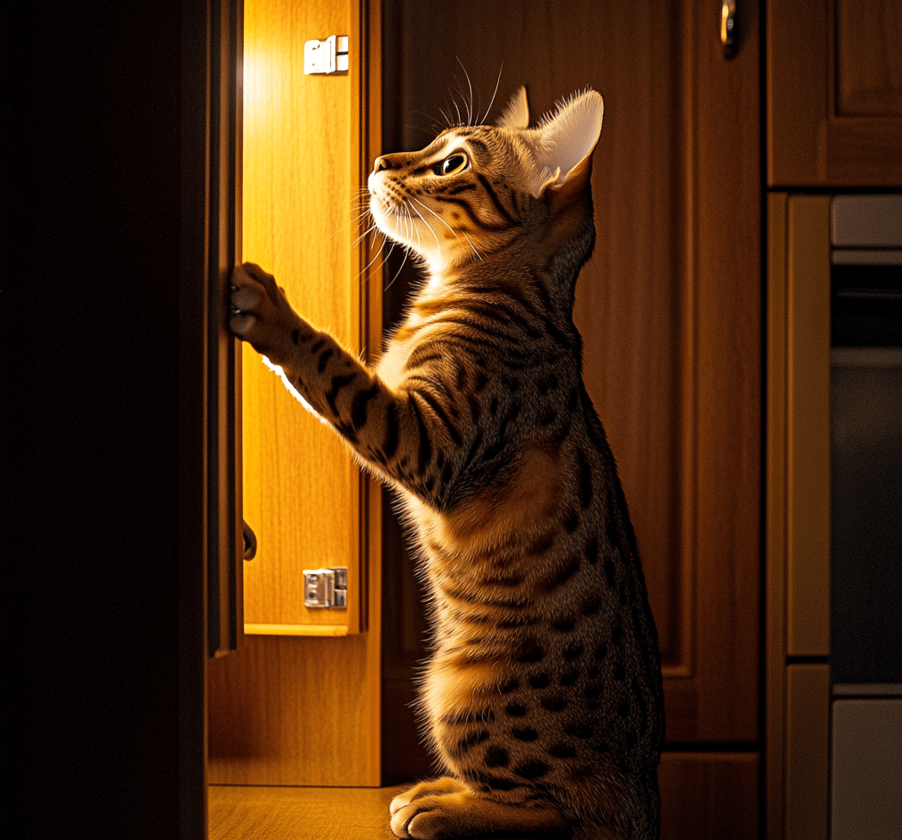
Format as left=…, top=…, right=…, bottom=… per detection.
left=303, top=567, right=348, bottom=609
left=303, top=36, right=349, bottom=75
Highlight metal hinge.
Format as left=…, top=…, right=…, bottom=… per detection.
left=303, top=567, right=348, bottom=609
left=303, top=36, right=349, bottom=75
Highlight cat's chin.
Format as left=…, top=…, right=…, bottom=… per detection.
left=369, top=204, right=441, bottom=267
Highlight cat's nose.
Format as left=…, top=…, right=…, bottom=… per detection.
left=374, top=155, right=394, bottom=172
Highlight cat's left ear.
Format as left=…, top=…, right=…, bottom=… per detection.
left=496, top=86, right=530, bottom=129
left=532, top=90, right=604, bottom=198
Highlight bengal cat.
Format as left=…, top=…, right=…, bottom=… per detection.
left=230, top=87, right=664, bottom=840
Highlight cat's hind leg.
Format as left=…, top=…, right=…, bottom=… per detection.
left=389, top=777, right=565, bottom=839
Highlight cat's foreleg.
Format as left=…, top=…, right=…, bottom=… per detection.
left=229, top=262, right=441, bottom=494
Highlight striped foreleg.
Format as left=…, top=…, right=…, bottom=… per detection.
left=229, top=262, right=438, bottom=492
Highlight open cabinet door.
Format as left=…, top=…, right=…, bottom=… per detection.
left=207, top=0, right=383, bottom=787
left=204, top=0, right=246, bottom=659
left=182, top=0, right=246, bottom=832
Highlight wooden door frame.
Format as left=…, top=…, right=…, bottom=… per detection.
left=182, top=0, right=247, bottom=830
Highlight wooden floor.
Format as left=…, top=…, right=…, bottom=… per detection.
left=210, top=751, right=761, bottom=838
left=208, top=785, right=558, bottom=840
left=209, top=785, right=405, bottom=840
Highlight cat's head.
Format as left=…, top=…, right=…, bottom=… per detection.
left=368, top=88, right=604, bottom=274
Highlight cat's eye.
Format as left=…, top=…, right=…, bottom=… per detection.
left=438, top=152, right=469, bottom=176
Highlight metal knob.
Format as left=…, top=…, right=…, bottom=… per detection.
left=721, top=0, right=737, bottom=59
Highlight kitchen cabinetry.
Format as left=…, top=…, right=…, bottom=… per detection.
left=26, top=0, right=767, bottom=837
left=768, top=0, right=902, bottom=187
left=766, top=3, right=902, bottom=838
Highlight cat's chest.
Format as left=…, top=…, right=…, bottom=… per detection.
left=375, top=311, right=432, bottom=390
left=375, top=338, right=411, bottom=391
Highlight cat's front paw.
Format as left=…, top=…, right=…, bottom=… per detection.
left=390, top=778, right=469, bottom=839
left=391, top=795, right=463, bottom=839
left=229, top=262, right=302, bottom=364
left=390, top=778, right=468, bottom=818
left=389, top=777, right=565, bottom=839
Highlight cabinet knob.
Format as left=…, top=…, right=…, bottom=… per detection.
left=242, top=519, right=257, bottom=560
left=721, top=0, right=737, bottom=58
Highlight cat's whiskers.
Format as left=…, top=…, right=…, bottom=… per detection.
left=461, top=231, right=484, bottom=262
left=407, top=200, right=443, bottom=254
left=410, top=196, right=454, bottom=236
left=461, top=61, right=475, bottom=126
left=449, top=59, right=477, bottom=127
left=451, top=96, right=463, bottom=129
left=358, top=220, right=393, bottom=271
left=383, top=233, right=415, bottom=293
left=339, top=192, right=381, bottom=249
left=479, top=65, right=504, bottom=126
left=352, top=212, right=383, bottom=249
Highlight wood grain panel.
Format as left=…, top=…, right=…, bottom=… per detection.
left=765, top=192, right=790, bottom=840
left=241, top=0, right=363, bottom=630
left=209, top=784, right=402, bottom=840
left=689, top=0, right=761, bottom=741
left=659, top=752, right=760, bottom=839
left=785, top=665, right=830, bottom=840
left=784, top=197, right=831, bottom=657
left=768, top=0, right=902, bottom=186
left=209, top=634, right=372, bottom=785
left=837, top=0, right=902, bottom=116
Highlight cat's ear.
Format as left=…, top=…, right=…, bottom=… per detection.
left=531, top=90, right=604, bottom=197
left=496, top=86, right=530, bottom=129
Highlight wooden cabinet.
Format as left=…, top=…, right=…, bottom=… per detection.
left=765, top=195, right=833, bottom=840
left=766, top=4, right=902, bottom=837
left=206, top=0, right=385, bottom=787
left=380, top=0, right=762, bottom=835
left=768, top=0, right=902, bottom=187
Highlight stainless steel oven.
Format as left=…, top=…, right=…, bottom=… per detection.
left=829, top=195, right=902, bottom=840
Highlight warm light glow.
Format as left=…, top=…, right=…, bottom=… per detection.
left=242, top=49, right=274, bottom=123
